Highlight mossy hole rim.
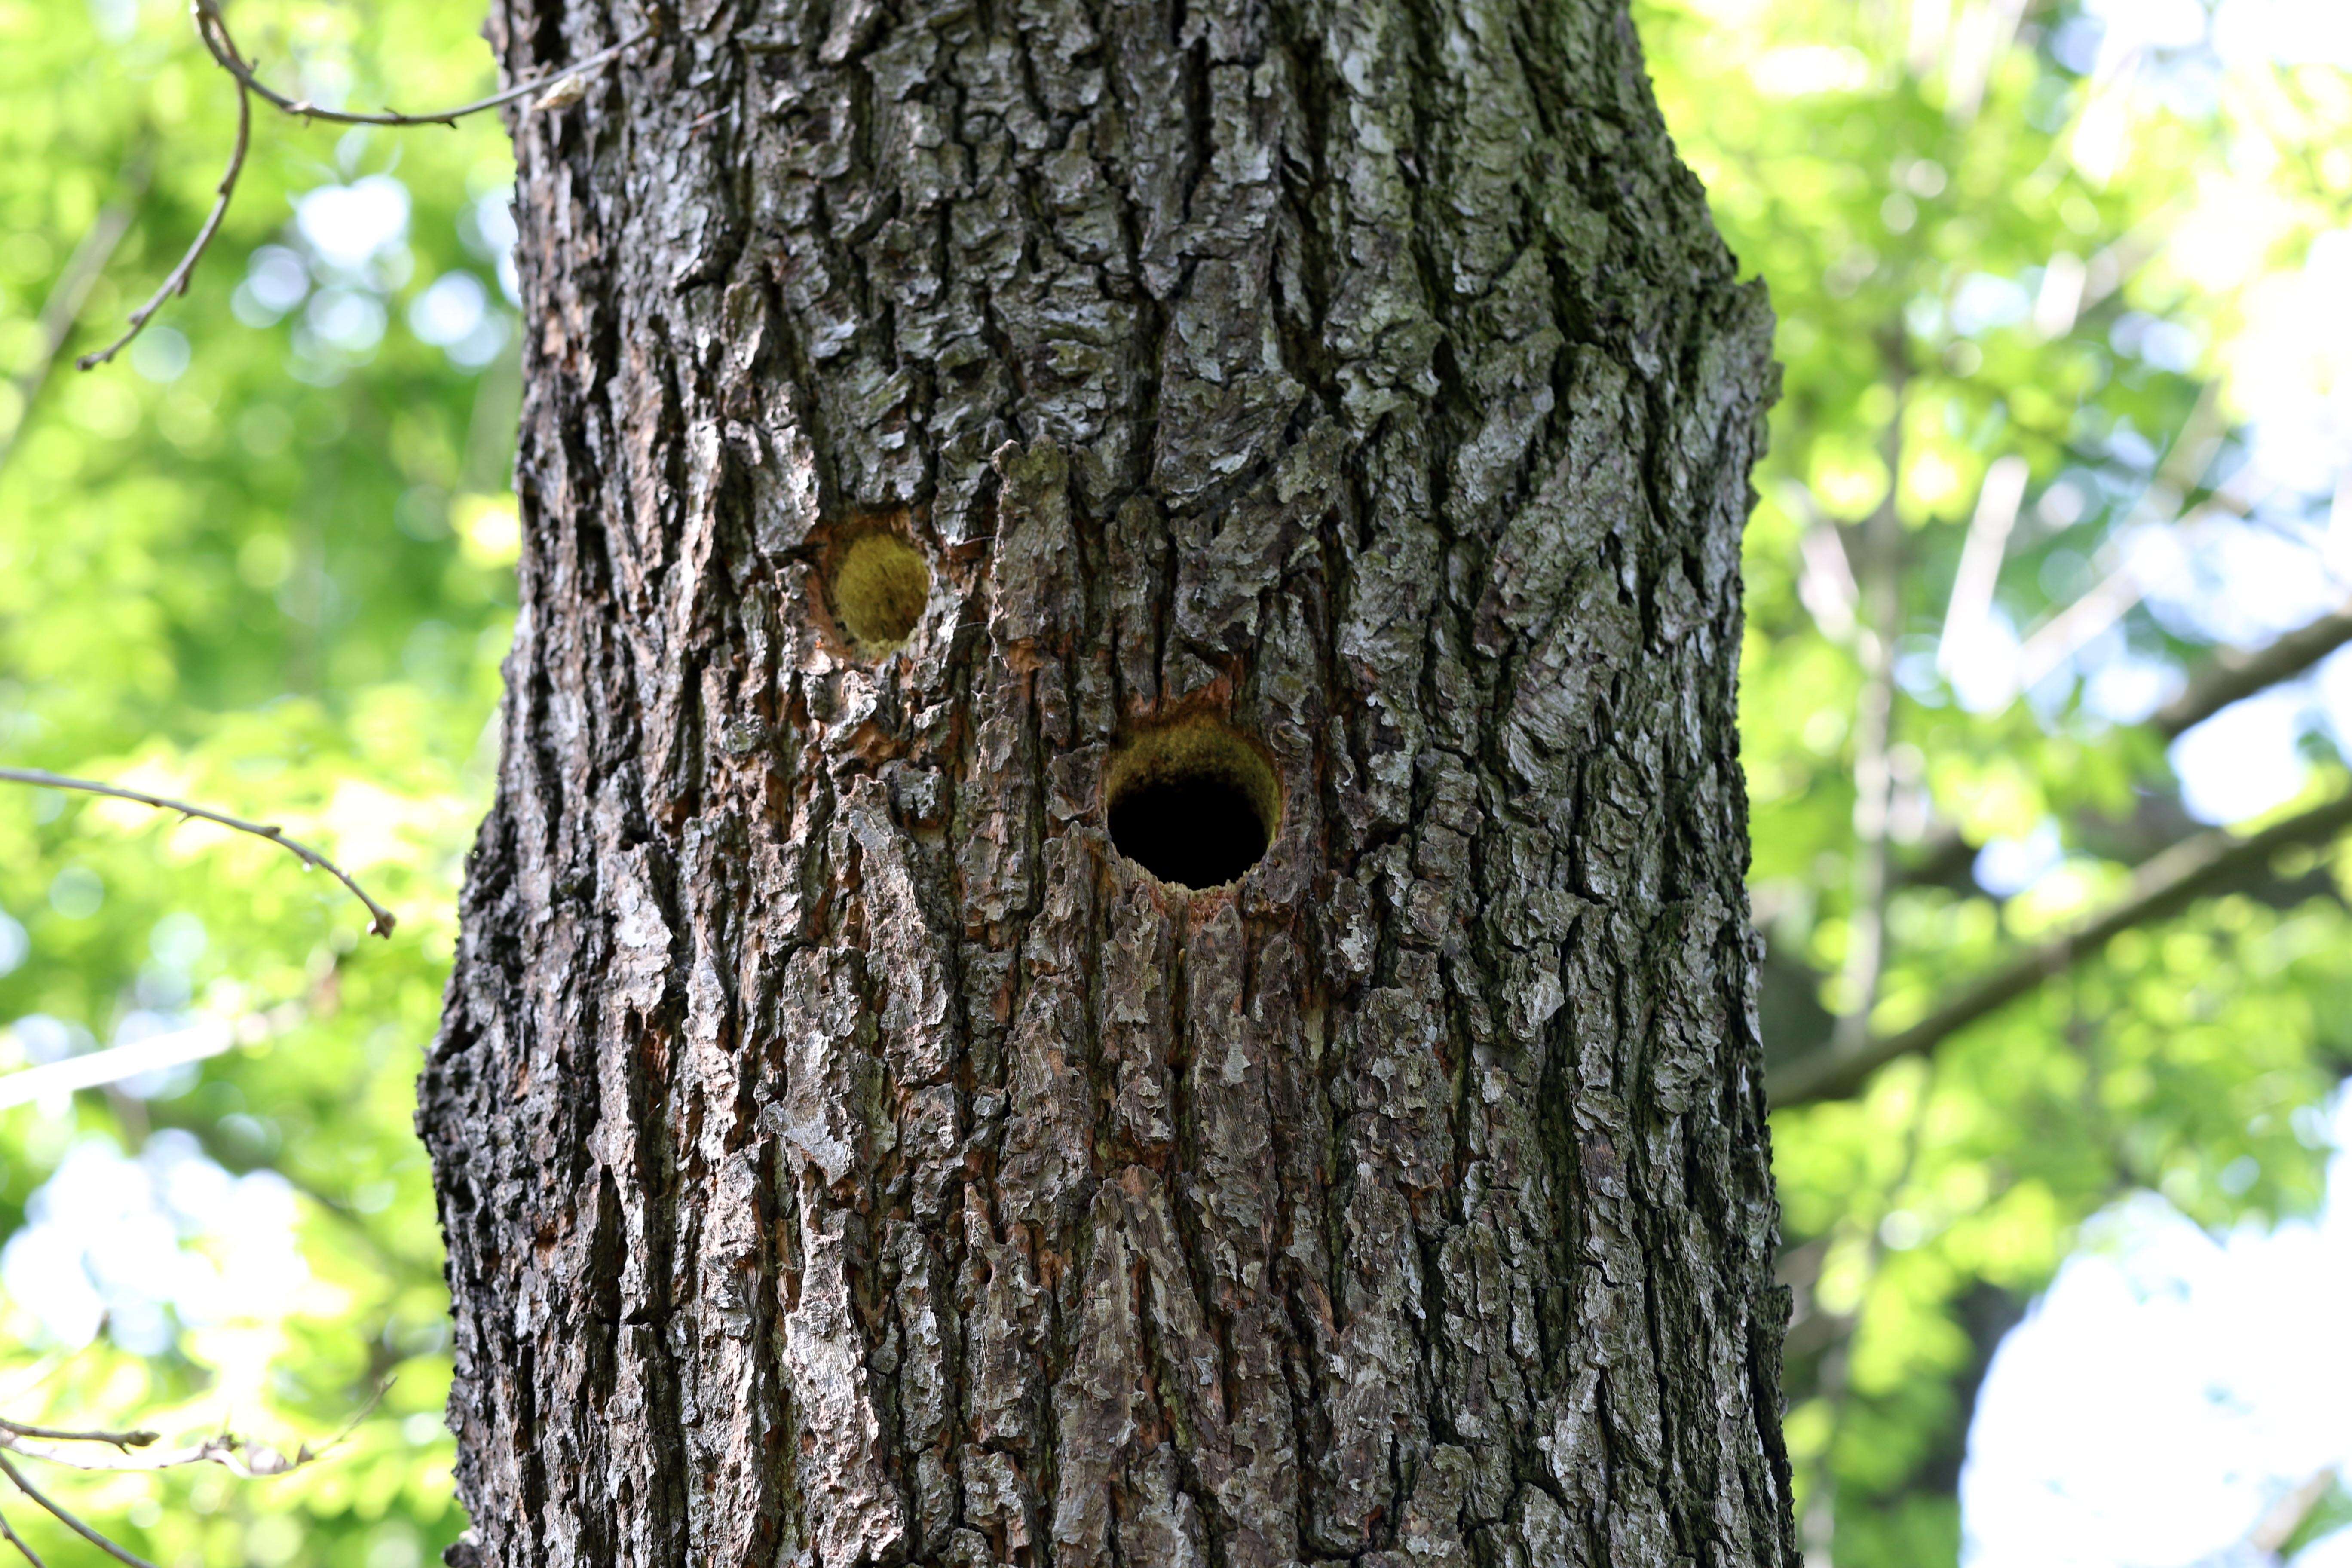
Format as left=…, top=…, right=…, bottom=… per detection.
left=1103, top=718, right=1283, bottom=891
left=824, top=529, right=933, bottom=659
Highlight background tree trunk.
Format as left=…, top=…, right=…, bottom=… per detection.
left=417, top=0, right=1787, bottom=1562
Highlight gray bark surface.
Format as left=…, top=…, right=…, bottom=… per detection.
left=418, top=0, right=1789, bottom=1563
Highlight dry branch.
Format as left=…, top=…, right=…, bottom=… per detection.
left=80, top=1, right=654, bottom=366
left=0, top=1390, right=385, bottom=1567
left=0, top=768, right=393, bottom=936
left=0, top=1452, right=158, bottom=1568
left=0, top=1506, right=43, bottom=1568
left=0, top=1425, right=152, bottom=1454
left=192, top=0, right=655, bottom=128
left=74, top=85, right=249, bottom=372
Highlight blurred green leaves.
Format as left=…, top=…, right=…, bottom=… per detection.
left=1643, top=0, right=2352, bottom=1560
left=0, top=0, right=520, bottom=1558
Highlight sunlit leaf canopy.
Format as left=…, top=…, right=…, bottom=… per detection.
left=0, top=0, right=2347, bottom=1565
left=0, top=0, right=518, bottom=1557
left=1640, top=0, right=2352, bottom=1560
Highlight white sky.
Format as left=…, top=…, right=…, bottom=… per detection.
left=1963, top=1090, right=2352, bottom=1566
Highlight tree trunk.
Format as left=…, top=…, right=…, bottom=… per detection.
left=418, top=0, right=1788, bottom=1563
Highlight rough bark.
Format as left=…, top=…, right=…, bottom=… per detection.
left=417, top=0, right=1788, bottom=1564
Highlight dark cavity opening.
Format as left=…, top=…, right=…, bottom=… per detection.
left=1104, top=721, right=1280, bottom=891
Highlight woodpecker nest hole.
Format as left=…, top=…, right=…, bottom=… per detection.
left=1104, top=719, right=1281, bottom=890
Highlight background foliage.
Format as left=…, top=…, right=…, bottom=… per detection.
left=1642, top=0, right=2352, bottom=1561
left=0, top=0, right=517, bottom=1559
left=0, top=0, right=2346, bottom=1564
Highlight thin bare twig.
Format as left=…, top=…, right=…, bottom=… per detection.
left=194, top=0, right=655, bottom=128
left=75, top=83, right=250, bottom=372
left=0, top=768, right=394, bottom=937
left=0, top=1385, right=387, bottom=1568
left=0, top=1452, right=158, bottom=1568
left=0, top=1501, right=47, bottom=1568
left=0, top=1385, right=385, bottom=1471
left=0, top=1424, right=153, bottom=1453
left=6, top=1431, right=309, bottom=1476
left=1772, top=790, right=2352, bottom=1106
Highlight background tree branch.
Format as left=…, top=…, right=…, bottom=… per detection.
left=2153, top=600, right=2352, bottom=741
left=0, top=144, right=150, bottom=472
left=1898, top=598, right=2352, bottom=895
left=1772, top=790, right=2352, bottom=1106
left=1828, top=333, right=1911, bottom=1058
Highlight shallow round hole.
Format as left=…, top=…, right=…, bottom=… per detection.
left=827, top=531, right=931, bottom=657
left=1104, top=720, right=1281, bottom=891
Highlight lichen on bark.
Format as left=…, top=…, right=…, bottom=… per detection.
left=418, top=0, right=1792, bottom=1564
